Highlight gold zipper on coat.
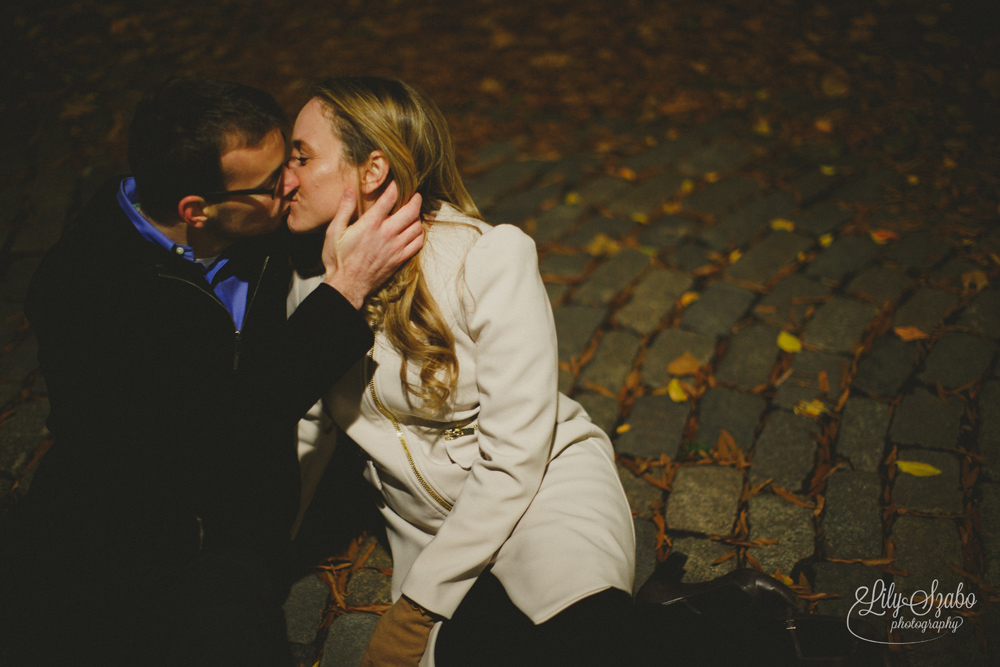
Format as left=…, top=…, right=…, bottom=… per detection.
left=366, top=349, right=453, bottom=512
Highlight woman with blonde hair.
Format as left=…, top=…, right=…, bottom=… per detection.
left=283, top=76, right=637, bottom=666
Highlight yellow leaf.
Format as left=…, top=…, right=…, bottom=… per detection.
left=814, top=118, right=833, bottom=133
left=645, top=135, right=657, bottom=146
left=479, top=77, right=503, bottom=94
left=961, top=270, right=989, bottom=294
left=615, top=423, right=632, bottom=434
left=618, top=167, right=638, bottom=181
left=820, top=165, right=837, bottom=176
left=819, top=233, right=834, bottom=247
left=906, top=174, right=920, bottom=186
left=667, top=378, right=689, bottom=403
left=667, top=352, right=703, bottom=376
left=894, top=326, right=929, bottom=342
left=704, top=172, right=720, bottom=183
left=779, top=574, right=794, bottom=587
left=728, top=249, right=742, bottom=263
left=662, top=202, right=681, bottom=214
left=679, top=179, right=695, bottom=195
left=680, top=291, right=700, bottom=307
left=753, top=118, right=772, bottom=136
left=794, top=399, right=829, bottom=416
left=777, top=331, right=802, bottom=353
left=631, top=212, right=650, bottom=224
left=796, top=251, right=807, bottom=262
left=895, top=460, right=942, bottom=477
left=870, top=229, right=900, bottom=244
left=565, top=192, right=581, bottom=205
left=943, top=156, right=957, bottom=169
left=770, top=218, right=796, bottom=231
left=586, top=234, right=621, bottom=257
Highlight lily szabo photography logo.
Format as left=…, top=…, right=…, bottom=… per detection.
left=848, top=578, right=977, bottom=644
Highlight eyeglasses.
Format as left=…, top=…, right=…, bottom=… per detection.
left=200, top=181, right=279, bottom=200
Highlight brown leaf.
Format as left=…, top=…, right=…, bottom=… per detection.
left=894, top=326, right=929, bottom=342
left=667, top=351, right=703, bottom=376
left=818, top=370, right=830, bottom=395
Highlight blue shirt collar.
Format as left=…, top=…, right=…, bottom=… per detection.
left=117, top=177, right=198, bottom=263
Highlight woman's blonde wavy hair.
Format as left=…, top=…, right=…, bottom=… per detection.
left=310, top=76, right=482, bottom=415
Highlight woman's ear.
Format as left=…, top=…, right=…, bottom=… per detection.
left=360, top=151, right=390, bottom=196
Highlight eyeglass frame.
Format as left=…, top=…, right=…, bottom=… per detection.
left=198, top=183, right=279, bottom=200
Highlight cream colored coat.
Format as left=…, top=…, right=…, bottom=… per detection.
left=289, top=206, right=635, bottom=627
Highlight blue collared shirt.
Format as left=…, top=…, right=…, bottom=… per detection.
left=117, top=177, right=249, bottom=330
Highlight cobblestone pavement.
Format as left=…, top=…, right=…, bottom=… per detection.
left=2, top=1, right=999, bottom=666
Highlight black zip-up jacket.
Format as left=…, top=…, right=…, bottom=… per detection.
left=8, top=178, right=373, bottom=580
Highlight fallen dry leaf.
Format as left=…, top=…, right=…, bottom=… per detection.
left=896, top=460, right=942, bottom=477
left=587, top=233, right=621, bottom=256
left=777, top=331, right=803, bottom=353
left=794, top=399, right=829, bottom=417
left=667, top=378, right=689, bottom=403
left=667, top=352, right=703, bottom=376
left=870, top=229, right=900, bottom=244
left=770, top=218, right=796, bottom=231
left=894, top=326, right=929, bottom=342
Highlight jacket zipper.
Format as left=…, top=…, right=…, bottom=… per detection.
left=158, top=256, right=270, bottom=371
left=366, top=348, right=453, bottom=512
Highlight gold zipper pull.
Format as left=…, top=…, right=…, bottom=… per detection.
left=443, top=426, right=478, bottom=441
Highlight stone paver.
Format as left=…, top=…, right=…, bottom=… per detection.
left=835, top=397, right=891, bottom=472
left=801, top=296, right=879, bottom=353
left=539, top=252, right=589, bottom=278
left=696, top=387, right=766, bottom=452
left=664, top=466, right=743, bottom=536
left=681, top=176, right=764, bottom=217
left=812, top=562, right=884, bottom=618
left=714, top=323, right=781, bottom=389
left=678, top=143, right=756, bottom=177
left=754, top=273, right=832, bottom=328
left=795, top=202, right=853, bottom=236
left=980, top=381, right=1000, bottom=483
left=466, top=160, right=546, bottom=208
left=607, top=172, right=685, bottom=219
left=958, top=289, right=1000, bottom=338
left=552, top=304, right=604, bottom=363
left=773, top=349, right=848, bottom=410
left=614, top=268, right=692, bottom=335
left=846, top=265, right=912, bottom=306
left=888, top=388, right=965, bottom=450
left=618, top=463, right=663, bottom=520
left=669, top=537, right=736, bottom=583
left=579, top=330, right=643, bottom=394
left=701, top=190, right=797, bottom=250
left=572, top=249, right=650, bottom=306
left=892, top=449, right=964, bottom=515
left=852, top=335, right=921, bottom=397
left=725, top=230, right=813, bottom=288
left=884, top=230, right=951, bottom=271
left=893, top=286, right=961, bottom=333
left=748, top=494, right=814, bottom=575
left=574, top=392, right=619, bottom=436
left=917, top=332, right=995, bottom=390
left=805, top=235, right=881, bottom=284
left=637, top=215, right=693, bottom=251
left=891, top=516, right=964, bottom=595
left=321, top=614, right=378, bottom=667
left=750, top=411, right=818, bottom=490
left=531, top=204, right=586, bottom=244
left=641, top=328, right=717, bottom=389
left=680, top=281, right=755, bottom=337
left=820, top=471, right=883, bottom=560
left=284, top=574, right=330, bottom=645
left=614, top=394, right=690, bottom=458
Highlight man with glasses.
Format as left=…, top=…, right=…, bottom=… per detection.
left=1, top=77, right=422, bottom=666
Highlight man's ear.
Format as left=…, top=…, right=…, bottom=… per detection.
left=360, top=151, right=390, bottom=196
left=177, top=195, right=211, bottom=229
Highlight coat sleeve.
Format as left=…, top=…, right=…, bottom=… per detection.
left=400, top=225, right=559, bottom=618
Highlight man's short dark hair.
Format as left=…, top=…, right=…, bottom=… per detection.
left=127, top=76, right=286, bottom=222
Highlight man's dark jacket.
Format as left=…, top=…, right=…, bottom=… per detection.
left=4, top=179, right=372, bottom=587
